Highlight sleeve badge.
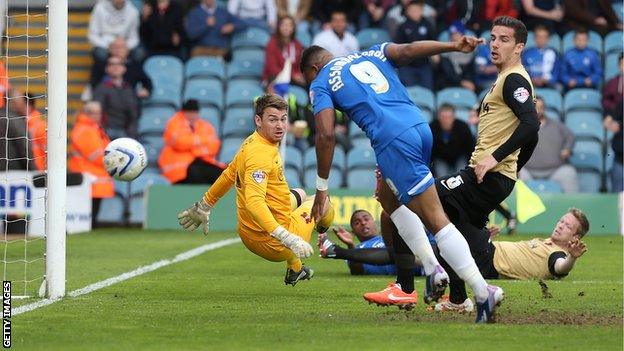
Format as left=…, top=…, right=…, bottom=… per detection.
left=251, top=170, right=267, bottom=184
left=513, top=87, right=530, bottom=103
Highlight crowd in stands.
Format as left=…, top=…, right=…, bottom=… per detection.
left=1, top=0, right=623, bottom=226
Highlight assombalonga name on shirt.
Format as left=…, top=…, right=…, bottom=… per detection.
left=327, top=48, right=388, bottom=92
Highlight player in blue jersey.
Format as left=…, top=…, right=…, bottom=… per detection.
left=301, top=37, right=504, bottom=323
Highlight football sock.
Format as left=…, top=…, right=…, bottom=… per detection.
left=392, top=229, right=415, bottom=294
left=435, top=223, right=489, bottom=303
left=390, top=206, right=439, bottom=275
left=286, top=256, right=303, bottom=272
left=332, top=247, right=393, bottom=265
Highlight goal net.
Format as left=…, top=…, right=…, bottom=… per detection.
left=0, top=0, right=66, bottom=299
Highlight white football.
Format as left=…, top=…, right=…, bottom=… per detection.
left=104, top=138, right=148, bottom=181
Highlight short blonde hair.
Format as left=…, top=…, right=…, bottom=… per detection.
left=568, top=207, right=589, bottom=238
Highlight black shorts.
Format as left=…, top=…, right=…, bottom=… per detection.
left=435, top=167, right=515, bottom=228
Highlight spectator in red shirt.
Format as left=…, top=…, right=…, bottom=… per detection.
left=262, top=15, right=305, bottom=91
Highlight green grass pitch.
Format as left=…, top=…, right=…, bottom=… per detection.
left=7, top=229, right=623, bottom=350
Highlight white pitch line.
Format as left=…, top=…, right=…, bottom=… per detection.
left=13, top=237, right=241, bottom=316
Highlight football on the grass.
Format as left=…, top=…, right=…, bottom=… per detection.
left=104, top=138, right=148, bottom=181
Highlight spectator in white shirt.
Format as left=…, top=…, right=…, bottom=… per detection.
left=88, top=0, right=144, bottom=86
left=228, top=0, right=277, bottom=32
left=312, top=11, right=359, bottom=57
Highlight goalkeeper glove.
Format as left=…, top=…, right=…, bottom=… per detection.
left=177, top=198, right=212, bottom=235
left=271, top=226, right=314, bottom=259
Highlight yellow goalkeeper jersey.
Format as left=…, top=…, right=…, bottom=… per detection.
left=204, top=131, right=291, bottom=241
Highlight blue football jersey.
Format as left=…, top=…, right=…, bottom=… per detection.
left=354, top=235, right=396, bottom=275
left=310, top=43, right=429, bottom=151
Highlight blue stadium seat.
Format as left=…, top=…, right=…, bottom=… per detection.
left=565, top=111, right=604, bottom=141
left=219, top=137, right=244, bottom=163
left=144, top=55, right=184, bottom=89
left=604, top=31, right=623, bottom=55
left=577, top=170, right=602, bottom=193
left=480, top=30, right=491, bottom=40
left=347, top=146, right=376, bottom=170
left=231, top=47, right=266, bottom=62
left=525, top=179, right=563, bottom=193
left=183, top=78, right=224, bottom=109
left=289, top=85, right=309, bottom=106
left=304, top=168, right=343, bottom=189
left=536, top=88, right=563, bottom=116
left=114, top=179, right=130, bottom=198
left=437, top=29, right=476, bottom=42
left=570, top=140, right=603, bottom=172
left=285, top=167, right=302, bottom=188
left=138, top=106, right=175, bottom=136
left=144, top=143, right=161, bottom=168
left=562, top=30, right=603, bottom=54
left=436, top=87, right=477, bottom=111
left=478, top=88, right=489, bottom=104
left=526, top=31, right=562, bottom=53
left=144, top=85, right=181, bottom=109
left=231, top=27, right=271, bottom=50
left=356, top=28, right=391, bottom=50
left=351, top=137, right=371, bottom=148
left=613, top=2, right=623, bottom=21
left=284, top=146, right=303, bottom=172
left=406, top=86, right=435, bottom=122
left=227, top=58, right=264, bottom=80
left=605, top=52, right=621, bottom=81
left=225, top=81, right=264, bottom=108
left=199, top=106, right=222, bottom=135
left=346, top=168, right=377, bottom=189
left=348, top=121, right=366, bottom=138
left=296, top=28, right=311, bottom=47
left=222, top=108, right=254, bottom=138
left=141, top=134, right=165, bottom=152
left=130, top=172, right=170, bottom=196
left=185, top=56, right=226, bottom=81
left=129, top=195, right=145, bottom=224
left=304, top=147, right=346, bottom=171
left=97, top=195, right=125, bottom=223
left=563, top=89, right=602, bottom=113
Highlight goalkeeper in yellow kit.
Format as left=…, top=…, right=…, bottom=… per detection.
left=177, top=94, right=334, bottom=285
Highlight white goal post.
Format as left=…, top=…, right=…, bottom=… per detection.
left=45, top=0, right=67, bottom=299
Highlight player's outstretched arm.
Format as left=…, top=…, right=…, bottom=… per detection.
left=178, top=198, right=212, bottom=235
left=312, top=108, right=336, bottom=222
left=553, top=239, right=587, bottom=276
left=385, top=35, right=485, bottom=67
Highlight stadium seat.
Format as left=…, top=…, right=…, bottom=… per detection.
left=219, top=137, right=244, bottom=163
left=141, top=134, right=165, bottom=151
left=183, top=78, right=224, bottom=109
left=304, top=168, right=343, bottom=189
left=605, top=52, right=620, bottom=81
left=562, top=30, right=602, bottom=54
left=577, top=170, right=602, bottom=193
left=480, top=30, right=491, bottom=40
left=478, top=89, right=488, bottom=104
left=114, top=179, right=130, bottom=198
left=289, top=85, right=309, bottom=106
left=144, top=55, right=184, bottom=89
left=437, top=29, right=476, bottom=42
left=138, top=106, right=175, bottom=135
left=304, top=147, right=346, bottom=171
left=231, top=47, right=266, bottom=62
left=536, top=88, right=563, bottom=116
left=346, top=168, right=377, bottom=189
left=144, top=143, right=161, bottom=168
left=613, top=2, right=624, bottom=21
left=526, top=31, right=562, bottom=53
left=284, top=146, right=303, bottom=172
left=97, top=195, right=125, bottom=223
left=524, top=179, right=563, bottom=193
left=348, top=121, right=366, bottom=138
left=563, top=89, right=602, bottom=113
left=436, top=87, right=477, bottom=111
left=406, top=86, right=435, bottom=121
left=565, top=111, right=604, bottom=141
left=356, top=28, right=391, bottom=50
left=144, top=85, right=181, bottom=109
left=222, top=108, right=255, bottom=138
left=604, top=31, right=623, bottom=55
left=185, top=56, right=226, bottom=81
left=225, top=81, right=264, bottom=108
left=347, top=146, right=376, bottom=170
left=351, top=137, right=371, bottom=148
left=285, top=167, right=302, bottom=188
left=570, top=140, right=603, bottom=172
left=227, top=58, right=264, bottom=80
left=130, top=172, right=170, bottom=196
left=296, top=28, right=311, bottom=47
left=231, top=27, right=271, bottom=50
left=129, top=195, right=145, bottom=224
left=199, top=106, right=222, bottom=135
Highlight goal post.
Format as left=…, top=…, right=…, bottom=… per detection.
left=45, top=0, right=67, bottom=299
